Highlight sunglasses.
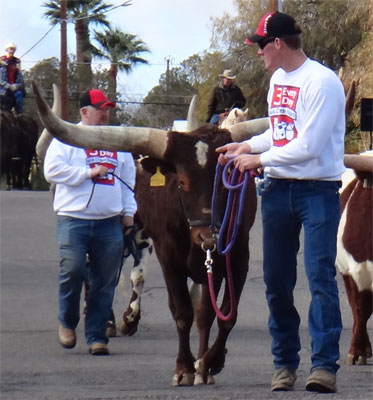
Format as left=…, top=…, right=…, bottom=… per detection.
left=257, top=37, right=276, bottom=50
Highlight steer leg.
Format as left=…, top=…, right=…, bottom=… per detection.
left=106, top=309, right=117, bottom=337
left=195, top=281, right=236, bottom=381
left=194, top=279, right=223, bottom=385
left=22, top=155, right=34, bottom=189
left=120, top=232, right=152, bottom=336
left=196, top=281, right=221, bottom=357
left=119, top=222, right=152, bottom=336
left=5, top=165, right=12, bottom=190
left=343, top=274, right=373, bottom=365
left=196, top=257, right=249, bottom=383
left=120, top=264, right=145, bottom=336
left=11, top=158, right=22, bottom=189
left=159, top=261, right=195, bottom=387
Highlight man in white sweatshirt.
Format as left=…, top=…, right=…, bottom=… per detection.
left=217, top=12, right=344, bottom=394
left=44, top=89, right=137, bottom=356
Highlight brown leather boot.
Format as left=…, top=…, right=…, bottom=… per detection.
left=58, top=325, right=76, bottom=349
left=89, top=342, right=109, bottom=356
left=271, top=368, right=297, bottom=391
left=306, top=369, right=337, bottom=393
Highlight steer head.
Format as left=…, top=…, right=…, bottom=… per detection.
left=136, top=127, right=231, bottom=250
left=167, top=125, right=233, bottom=248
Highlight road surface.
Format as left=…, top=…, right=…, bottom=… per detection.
left=1, top=191, right=372, bottom=399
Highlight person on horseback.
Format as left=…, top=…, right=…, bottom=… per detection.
left=206, top=69, right=246, bottom=125
left=0, top=44, right=25, bottom=114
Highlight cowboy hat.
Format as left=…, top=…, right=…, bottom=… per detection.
left=219, top=69, right=236, bottom=80
left=5, top=43, right=16, bottom=51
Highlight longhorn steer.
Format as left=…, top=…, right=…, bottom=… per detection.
left=33, top=82, right=268, bottom=386
left=336, top=152, right=373, bottom=365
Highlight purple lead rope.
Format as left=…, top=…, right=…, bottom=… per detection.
left=211, top=158, right=250, bottom=255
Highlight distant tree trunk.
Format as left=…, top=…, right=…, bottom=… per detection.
left=75, top=18, right=93, bottom=94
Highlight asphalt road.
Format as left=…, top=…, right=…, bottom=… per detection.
left=1, top=191, right=372, bottom=400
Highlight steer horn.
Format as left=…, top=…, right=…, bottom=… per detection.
left=186, top=94, right=198, bottom=132
left=32, top=82, right=169, bottom=159
left=344, top=154, right=373, bottom=172
left=35, top=83, right=61, bottom=159
left=229, top=118, right=270, bottom=142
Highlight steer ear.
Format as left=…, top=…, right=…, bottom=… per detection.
left=139, top=157, right=176, bottom=174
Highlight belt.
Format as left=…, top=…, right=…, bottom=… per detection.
left=268, top=177, right=342, bottom=186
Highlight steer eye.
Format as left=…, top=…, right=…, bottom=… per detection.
left=178, top=180, right=185, bottom=188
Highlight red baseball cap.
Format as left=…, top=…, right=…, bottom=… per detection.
left=79, top=89, right=115, bottom=109
left=245, top=12, right=302, bottom=45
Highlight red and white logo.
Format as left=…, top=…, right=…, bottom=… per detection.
left=85, top=149, right=118, bottom=185
left=269, top=85, right=300, bottom=147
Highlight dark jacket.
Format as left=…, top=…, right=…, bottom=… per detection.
left=0, top=65, right=25, bottom=96
left=206, top=82, right=246, bottom=122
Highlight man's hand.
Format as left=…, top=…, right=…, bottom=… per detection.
left=216, top=142, right=251, bottom=165
left=233, top=154, right=262, bottom=173
left=9, top=84, right=17, bottom=91
left=122, top=215, right=134, bottom=229
left=91, top=165, right=109, bottom=179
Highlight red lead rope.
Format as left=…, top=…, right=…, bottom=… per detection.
left=205, top=171, right=242, bottom=321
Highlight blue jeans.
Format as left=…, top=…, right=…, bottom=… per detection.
left=261, top=178, right=342, bottom=373
left=209, top=114, right=220, bottom=124
left=13, top=89, right=24, bottom=114
left=57, top=215, right=123, bottom=346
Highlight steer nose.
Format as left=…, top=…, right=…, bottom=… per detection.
left=200, top=231, right=215, bottom=250
left=189, top=226, right=215, bottom=248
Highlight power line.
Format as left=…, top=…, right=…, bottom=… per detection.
left=18, top=1, right=132, bottom=60
left=66, top=0, right=132, bottom=22
left=19, top=24, right=58, bottom=59
left=24, top=93, right=191, bottom=107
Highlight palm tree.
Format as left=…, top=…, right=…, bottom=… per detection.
left=92, top=27, right=149, bottom=109
left=42, top=0, right=115, bottom=93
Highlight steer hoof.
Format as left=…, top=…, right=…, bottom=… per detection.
left=194, top=358, right=215, bottom=385
left=356, top=355, right=368, bottom=365
left=194, top=372, right=215, bottom=385
left=346, top=354, right=354, bottom=365
left=119, top=321, right=138, bottom=336
left=106, top=321, right=117, bottom=337
left=346, top=353, right=367, bottom=365
left=171, top=372, right=194, bottom=386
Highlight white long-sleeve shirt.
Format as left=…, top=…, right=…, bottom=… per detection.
left=44, top=138, right=137, bottom=219
left=246, top=58, right=346, bottom=181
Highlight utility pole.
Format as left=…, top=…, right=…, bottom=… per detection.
left=165, top=56, right=170, bottom=93
left=60, top=0, right=68, bottom=120
left=269, top=0, right=282, bottom=12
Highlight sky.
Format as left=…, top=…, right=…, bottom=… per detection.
left=0, top=0, right=235, bottom=101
